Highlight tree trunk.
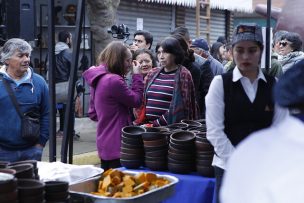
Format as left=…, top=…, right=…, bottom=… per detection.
left=87, top=0, right=120, bottom=64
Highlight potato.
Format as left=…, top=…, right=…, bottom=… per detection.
left=91, top=169, right=170, bottom=198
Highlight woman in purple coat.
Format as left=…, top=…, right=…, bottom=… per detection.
left=83, top=41, right=143, bottom=170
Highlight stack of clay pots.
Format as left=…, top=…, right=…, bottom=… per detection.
left=120, top=126, right=146, bottom=169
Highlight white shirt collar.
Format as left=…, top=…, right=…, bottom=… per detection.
left=232, top=67, right=267, bottom=83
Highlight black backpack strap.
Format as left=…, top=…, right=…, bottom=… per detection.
left=1, top=75, right=23, bottom=118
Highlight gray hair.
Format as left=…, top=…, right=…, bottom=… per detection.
left=0, top=38, right=32, bottom=63
left=281, top=32, right=303, bottom=52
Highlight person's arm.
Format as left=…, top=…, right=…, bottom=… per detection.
left=38, top=78, right=50, bottom=147
left=205, top=76, right=234, bottom=165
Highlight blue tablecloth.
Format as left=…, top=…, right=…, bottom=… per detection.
left=119, top=167, right=216, bottom=203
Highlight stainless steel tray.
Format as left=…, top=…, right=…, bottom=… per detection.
left=69, top=170, right=178, bottom=203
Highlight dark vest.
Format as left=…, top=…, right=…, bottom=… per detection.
left=222, top=72, right=275, bottom=146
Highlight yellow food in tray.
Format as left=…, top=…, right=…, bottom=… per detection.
left=91, top=169, right=170, bottom=198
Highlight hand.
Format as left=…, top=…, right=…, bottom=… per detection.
left=132, top=60, right=141, bottom=74
left=130, top=44, right=138, bottom=52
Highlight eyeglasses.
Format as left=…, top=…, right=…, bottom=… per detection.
left=279, top=41, right=289, bottom=47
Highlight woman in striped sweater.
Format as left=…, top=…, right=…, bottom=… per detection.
left=134, top=36, right=199, bottom=126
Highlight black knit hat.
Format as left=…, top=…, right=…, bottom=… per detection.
left=274, top=59, right=304, bottom=108
left=232, top=23, right=263, bottom=46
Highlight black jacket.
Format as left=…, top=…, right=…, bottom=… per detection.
left=55, top=49, right=72, bottom=83
left=183, top=59, right=214, bottom=118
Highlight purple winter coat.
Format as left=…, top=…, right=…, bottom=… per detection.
left=82, top=64, right=143, bottom=160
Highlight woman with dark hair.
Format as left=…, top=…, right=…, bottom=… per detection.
left=134, top=37, right=198, bottom=126
left=83, top=41, right=143, bottom=170
left=133, top=48, right=157, bottom=76
left=132, top=49, right=157, bottom=120
left=278, top=32, right=304, bottom=73
left=206, top=23, right=288, bottom=203
left=210, top=42, right=226, bottom=64
left=172, top=34, right=213, bottom=118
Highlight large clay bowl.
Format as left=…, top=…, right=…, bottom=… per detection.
left=8, top=164, right=34, bottom=179
left=167, top=156, right=195, bottom=165
left=121, top=141, right=143, bottom=149
left=121, top=126, right=146, bottom=139
left=44, top=181, right=69, bottom=193
left=170, top=131, right=196, bottom=145
left=17, top=178, right=45, bottom=197
left=144, top=144, right=168, bottom=152
left=121, top=135, right=143, bottom=145
left=142, top=130, right=167, bottom=141
left=145, top=160, right=167, bottom=171
left=181, top=119, right=202, bottom=128
left=120, top=147, right=144, bottom=155
left=166, top=123, right=188, bottom=130
left=145, top=148, right=167, bottom=157
left=169, top=140, right=194, bottom=151
left=143, top=138, right=167, bottom=147
left=0, top=173, right=17, bottom=194
left=9, top=160, right=37, bottom=169
left=120, top=159, right=143, bottom=169
left=145, top=155, right=167, bottom=162
left=120, top=152, right=143, bottom=160
left=187, top=126, right=207, bottom=132
left=168, top=150, right=195, bottom=161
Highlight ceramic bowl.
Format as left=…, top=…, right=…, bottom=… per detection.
left=17, top=178, right=45, bottom=197
left=181, top=119, right=202, bottom=128
left=120, top=159, right=143, bottom=169
left=145, top=160, right=167, bottom=171
left=8, top=164, right=34, bottom=179
left=121, top=126, right=146, bottom=139
left=170, top=131, right=196, bottom=145
left=0, top=173, right=17, bottom=194
left=44, top=180, right=69, bottom=193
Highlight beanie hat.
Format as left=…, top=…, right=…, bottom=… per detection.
left=232, top=23, right=263, bottom=46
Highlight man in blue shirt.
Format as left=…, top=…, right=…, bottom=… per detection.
left=0, top=38, right=49, bottom=162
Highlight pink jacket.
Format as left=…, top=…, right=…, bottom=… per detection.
left=83, top=64, right=143, bottom=160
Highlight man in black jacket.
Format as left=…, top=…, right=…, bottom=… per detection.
left=55, top=31, right=72, bottom=137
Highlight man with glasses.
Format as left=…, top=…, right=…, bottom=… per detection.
left=130, top=30, right=153, bottom=52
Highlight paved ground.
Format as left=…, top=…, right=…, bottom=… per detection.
left=42, top=117, right=100, bottom=165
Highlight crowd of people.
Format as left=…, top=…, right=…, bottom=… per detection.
left=0, top=21, right=304, bottom=202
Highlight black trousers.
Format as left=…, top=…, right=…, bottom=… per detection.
left=100, top=158, right=121, bottom=171
left=214, top=166, right=225, bottom=203
left=58, top=103, right=66, bottom=131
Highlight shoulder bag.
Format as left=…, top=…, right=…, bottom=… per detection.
left=2, top=77, right=40, bottom=143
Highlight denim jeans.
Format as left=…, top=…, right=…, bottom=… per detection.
left=0, top=145, right=43, bottom=162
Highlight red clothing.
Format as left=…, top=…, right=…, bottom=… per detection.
left=135, top=65, right=199, bottom=126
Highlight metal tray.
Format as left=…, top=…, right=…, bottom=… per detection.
left=69, top=170, right=178, bottom=203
